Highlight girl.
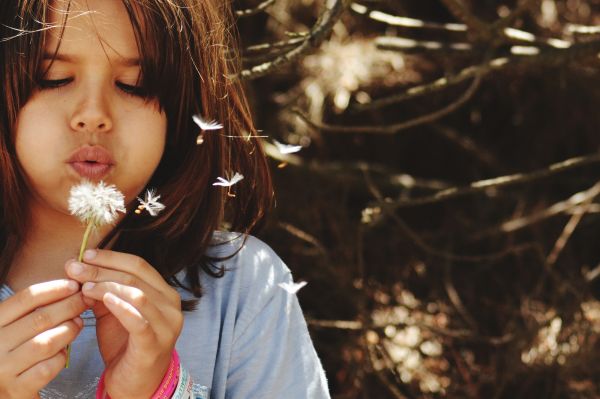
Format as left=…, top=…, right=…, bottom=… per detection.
left=0, top=1, right=330, bottom=398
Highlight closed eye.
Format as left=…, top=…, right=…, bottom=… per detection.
left=36, top=78, right=149, bottom=98
left=116, top=82, right=148, bottom=98
left=37, top=78, right=72, bottom=89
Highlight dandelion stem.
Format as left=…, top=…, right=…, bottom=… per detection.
left=67, top=220, right=95, bottom=369
left=65, top=344, right=72, bottom=368
left=78, top=221, right=95, bottom=262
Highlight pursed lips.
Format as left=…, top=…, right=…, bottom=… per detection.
left=67, top=146, right=115, bottom=179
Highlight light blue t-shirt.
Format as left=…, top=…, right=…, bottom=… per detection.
left=0, top=233, right=330, bottom=399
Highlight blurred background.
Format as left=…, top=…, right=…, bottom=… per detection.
left=232, top=0, right=600, bottom=397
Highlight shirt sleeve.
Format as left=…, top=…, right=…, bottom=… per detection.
left=225, top=238, right=331, bottom=399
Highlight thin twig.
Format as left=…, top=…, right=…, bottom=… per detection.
left=430, top=123, right=502, bottom=171
left=294, top=72, right=483, bottom=134
left=243, top=36, right=306, bottom=54
left=353, top=57, right=509, bottom=112
left=391, top=152, right=600, bottom=209
left=385, top=207, right=535, bottom=263
left=307, top=319, right=363, bottom=329
left=277, top=221, right=327, bottom=255
left=584, top=263, right=600, bottom=282
left=546, top=182, right=600, bottom=266
left=362, top=166, right=535, bottom=263
left=375, top=36, right=472, bottom=52
left=367, top=344, right=411, bottom=399
left=471, top=181, right=600, bottom=240
left=308, top=317, right=513, bottom=344
left=350, top=3, right=467, bottom=31
left=491, top=0, right=538, bottom=32
left=235, top=0, right=277, bottom=18
left=566, top=23, right=600, bottom=35
left=263, top=140, right=452, bottom=192
left=439, top=0, right=490, bottom=40
left=444, top=261, right=479, bottom=331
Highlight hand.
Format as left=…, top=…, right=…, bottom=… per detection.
left=0, top=279, right=87, bottom=399
left=65, top=249, right=183, bottom=399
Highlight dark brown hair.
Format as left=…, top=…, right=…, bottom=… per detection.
left=0, top=0, right=273, bottom=304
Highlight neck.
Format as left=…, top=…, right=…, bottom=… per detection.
left=7, top=199, right=115, bottom=292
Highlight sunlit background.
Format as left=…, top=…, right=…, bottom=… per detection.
left=233, top=0, right=600, bottom=397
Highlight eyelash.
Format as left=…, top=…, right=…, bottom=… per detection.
left=37, top=78, right=148, bottom=98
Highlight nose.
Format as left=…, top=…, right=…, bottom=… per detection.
left=69, top=92, right=113, bottom=134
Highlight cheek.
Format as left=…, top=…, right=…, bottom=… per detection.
left=138, top=111, right=167, bottom=166
left=118, top=109, right=167, bottom=192
left=14, top=101, right=62, bottom=177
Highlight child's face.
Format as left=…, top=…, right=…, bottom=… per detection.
left=14, top=0, right=167, bottom=216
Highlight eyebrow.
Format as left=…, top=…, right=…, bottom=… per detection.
left=42, top=52, right=141, bottom=67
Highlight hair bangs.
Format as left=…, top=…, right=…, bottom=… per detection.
left=121, top=1, right=200, bottom=148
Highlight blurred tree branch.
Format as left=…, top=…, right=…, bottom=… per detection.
left=240, top=0, right=351, bottom=79
left=439, top=0, right=490, bottom=40
left=235, top=0, right=600, bottom=396
left=293, top=72, right=483, bottom=134
left=391, top=153, right=600, bottom=209
left=235, top=0, right=277, bottom=17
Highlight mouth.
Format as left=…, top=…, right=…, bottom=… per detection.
left=70, top=161, right=113, bottom=179
left=67, top=146, right=115, bottom=180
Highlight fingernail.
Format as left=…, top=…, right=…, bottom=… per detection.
left=69, top=262, right=84, bottom=276
left=67, top=280, right=79, bottom=291
left=82, top=282, right=95, bottom=291
left=83, top=249, right=97, bottom=261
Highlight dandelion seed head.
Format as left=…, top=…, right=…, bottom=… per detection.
left=68, top=180, right=126, bottom=226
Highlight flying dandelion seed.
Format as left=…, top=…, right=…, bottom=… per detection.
left=278, top=281, right=308, bottom=294
left=193, top=115, right=223, bottom=145
left=212, top=172, right=244, bottom=187
left=192, top=114, right=223, bottom=131
left=136, top=189, right=165, bottom=217
left=273, top=139, right=303, bottom=154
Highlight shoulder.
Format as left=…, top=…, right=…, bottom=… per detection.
left=182, top=234, right=330, bottom=398
left=207, top=231, right=292, bottom=282
left=194, top=232, right=294, bottom=315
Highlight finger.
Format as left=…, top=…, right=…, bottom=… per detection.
left=102, top=292, right=158, bottom=349
left=16, top=347, right=69, bottom=392
left=10, top=318, right=83, bottom=376
left=85, top=282, right=172, bottom=338
left=66, top=259, right=180, bottom=309
left=0, top=280, right=80, bottom=327
left=80, top=249, right=166, bottom=291
left=1, top=292, right=88, bottom=350
left=67, top=260, right=154, bottom=294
